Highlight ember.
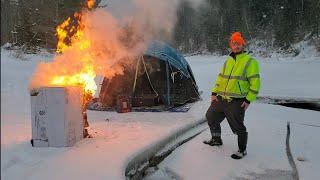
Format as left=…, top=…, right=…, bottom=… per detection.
left=86, top=0, right=95, bottom=9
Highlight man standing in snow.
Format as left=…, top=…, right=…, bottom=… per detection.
left=203, top=32, right=260, bottom=159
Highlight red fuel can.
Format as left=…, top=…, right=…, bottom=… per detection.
left=116, top=95, right=132, bottom=113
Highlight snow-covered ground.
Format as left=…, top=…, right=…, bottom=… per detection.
left=1, top=49, right=208, bottom=180
left=1, top=49, right=320, bottom=180
left=144, top=104, right=320, bottom=180
left=144, top=55, right=320, bottom=180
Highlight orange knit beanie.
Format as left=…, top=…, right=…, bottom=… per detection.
left=230, top=32, right=246, bottom=46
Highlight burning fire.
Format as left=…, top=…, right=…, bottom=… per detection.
left=51, top=66, right=96, bottom=95
left=30, top=0, right=150, bottom=103
left=56, top=17, right=71, bottom=54
left=51, top=1, right=97, bottom=96
left=87, top=0, right=95, bottom=9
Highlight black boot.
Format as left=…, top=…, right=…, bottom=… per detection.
left=231, top=150, right=247, bottom=159
left=231, top=132, right=248, bottom=159
left=203, top=137, right=223, bottom=146
left=237, top=132, right=248, bottom=152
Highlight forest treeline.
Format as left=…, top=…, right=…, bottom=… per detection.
left=1, top=0, right=319, bottom=54
left=1, top=0, right=99, bottom=53
left=174, top=0, right=320, bottom=54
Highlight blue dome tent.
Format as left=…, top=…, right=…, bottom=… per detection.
left=99, top=41, right=200, bottom=108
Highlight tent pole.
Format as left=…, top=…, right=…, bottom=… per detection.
left=132, top=56, right=141, bottom=96
left=166, top=61, right=170, bottom=106
left=141, top=56, right=159, bottom=97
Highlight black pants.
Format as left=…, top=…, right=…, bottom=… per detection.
left=206, top=96, right=248, bottom=151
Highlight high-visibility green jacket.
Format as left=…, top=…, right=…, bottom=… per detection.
left=212, top=52, right=260, bottom=102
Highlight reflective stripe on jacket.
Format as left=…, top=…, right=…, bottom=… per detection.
left=212, top=52, right=260, bottom=102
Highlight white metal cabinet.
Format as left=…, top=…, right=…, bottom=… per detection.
left=30, top=87, right=83, bottom=147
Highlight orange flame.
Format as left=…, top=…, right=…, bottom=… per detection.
left=56, top=17, right=71, bottom=53
left=51, top=66, right=97, bottom=95
left=31, top=0, right=145, bottom=102
left=87, top=0, right=95, bottom=9
left=52, top=2, right=97, bottom=96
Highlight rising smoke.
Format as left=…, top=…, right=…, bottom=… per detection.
left=29, top=0, right=203, bottom=93
left=107, top=0, right=203, bottom=42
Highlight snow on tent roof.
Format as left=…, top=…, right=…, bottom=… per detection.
left=145, top=41, right=190, bottom=77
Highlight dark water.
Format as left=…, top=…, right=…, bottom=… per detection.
left=256, top=96, right=320, bottom=112
left=277, top=102, right=320, bottom=111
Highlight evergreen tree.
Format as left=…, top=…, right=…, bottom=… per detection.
left=172, top=0, right=320, bottom=54
left=174, top=0, right=197, bottom=53
left=16, top=3, right=38, bottom=52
